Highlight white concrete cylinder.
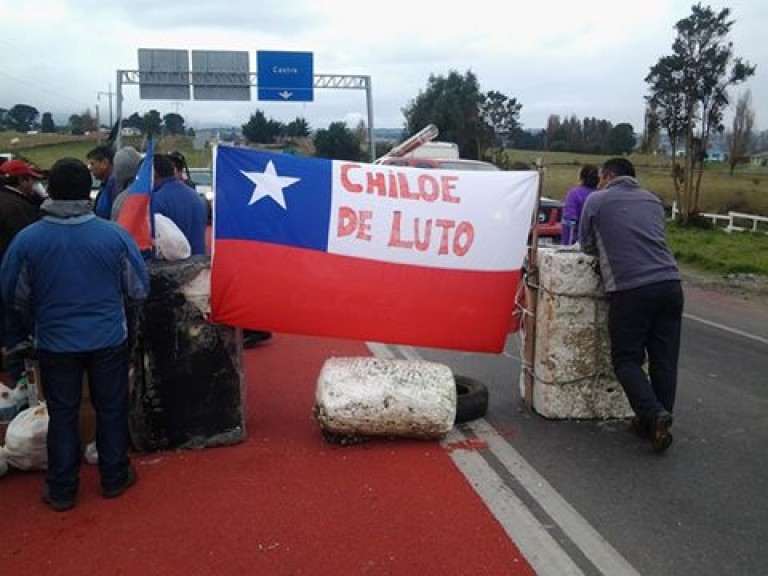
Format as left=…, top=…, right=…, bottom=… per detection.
left=521, top=248, right=633, bottom=419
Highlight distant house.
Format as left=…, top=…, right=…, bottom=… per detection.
left=656, top=132, right=727, bottom=162
left=751, top=151, right=768, bottom=167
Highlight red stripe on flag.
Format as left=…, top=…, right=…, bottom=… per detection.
left=210, top=239, right=520, bottom=353
left=117, top=194, right=152, bottom=251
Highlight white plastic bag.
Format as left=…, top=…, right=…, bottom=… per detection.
left=154, top=213, right=191, bottom=260
left=9, top=377, right=30, bottom=411
left=0, top=382, right=18, bottom=420
left=5, top=404, right=48, bottom=471
left=84, top=441, right=98, bottom=465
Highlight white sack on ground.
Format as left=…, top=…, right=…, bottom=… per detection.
left=315, top=357, right=456, bottom=439
left=5, top=404, right=49, bottom=471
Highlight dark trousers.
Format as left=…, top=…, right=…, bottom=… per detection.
left=38, top=343, right=131, bottom=500
left=608, top=281, right=684, bottom=422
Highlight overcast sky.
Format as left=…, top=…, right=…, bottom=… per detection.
left=1, top=0, right=766, bottom=134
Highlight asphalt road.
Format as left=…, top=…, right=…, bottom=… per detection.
left=377, top=278, right=768, bottom=576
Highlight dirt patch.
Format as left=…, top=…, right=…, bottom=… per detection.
left=679, top=265, right=768, bottom=308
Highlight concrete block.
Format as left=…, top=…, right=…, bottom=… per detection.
left=522, top=248, right=632, bottom=419
left=130, top=257, right=245, bottom=451
left=538, top=248, right=604, bottom=296
left=521, top=372, right=633, bottom=419
left=315, top=357, right=455, bottom=440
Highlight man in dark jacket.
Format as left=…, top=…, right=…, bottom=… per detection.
left=0, top=159, right=46, bottom=380
left=0, top=158, right=150, bottom=511
left=580, top=158, right=683, bottom=453
left=87, top=145, right=116, bottom=219
left=151, top=154, right=208, bottom=255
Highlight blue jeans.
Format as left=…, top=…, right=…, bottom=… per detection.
left=608, top=281, right=684, bottom=422
left=38, top=343, right=132, bottom=500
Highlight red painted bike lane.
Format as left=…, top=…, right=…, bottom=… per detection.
left=1, top=333, right=533, bottom=575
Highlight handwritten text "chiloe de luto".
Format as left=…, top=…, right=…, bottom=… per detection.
left=336, top=164, right=475, bottom=256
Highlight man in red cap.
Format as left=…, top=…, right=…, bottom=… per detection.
left=0, top=158, right=46, bottom=382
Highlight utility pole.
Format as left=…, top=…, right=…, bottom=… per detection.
left=97, top=83, right=115, bottom=128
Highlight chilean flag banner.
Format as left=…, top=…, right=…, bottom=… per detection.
left=117, top=138, right=154, bottom=252
left=210, top=147, right=537, bottom=352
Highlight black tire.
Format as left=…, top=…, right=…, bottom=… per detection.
left=454, top=375, right=489, bottom=423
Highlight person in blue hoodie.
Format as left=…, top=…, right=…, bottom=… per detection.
left=151, top=154, right=208, bottom=256
left=0, top=158, right=150, bottom=511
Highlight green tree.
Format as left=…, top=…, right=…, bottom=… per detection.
left=41, top=112, right=56, bottom=133
left=645, top=3, right=755, bottom=223
left=124, top=112, right=144, bottom=131
left=402, top=70, right=485, bottom=159
left=7, top=104, right=39, bottom=132
left=603, top=123, right=636, bottom=155
left=69, top=114, right=84, bottom=135
left=726, top=89, right=754, bottom=175
left=313, top=122, right=361, bottom=161
left=242, top=110, right=283, bottom=144
left=142, top=110, right=163, bottom=137
left=81, top=109, right=97, bottom=133
left=479, top=90, right=522, bottom=151
left=163, top=113, right=185, bottom=135
left=284, top=117, right=311, bottom=138
left=639, top=106, right=661, bottom=155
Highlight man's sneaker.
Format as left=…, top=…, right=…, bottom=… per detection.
left=102, top=465, right=137, bottom=499
left=650, top=411, right=674, bottom=453
left=41, top=485, right=76, bottom=512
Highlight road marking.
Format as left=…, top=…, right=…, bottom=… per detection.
left=445, top=426, right=586, bottom=576
left=684, top=313, right=768, bottom=346
left=367, top=342, right=641, bottom=576
left=459, top=421, right=641, bottom=576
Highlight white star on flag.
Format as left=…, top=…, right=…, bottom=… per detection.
left=242, top=160, right=301, bottom=210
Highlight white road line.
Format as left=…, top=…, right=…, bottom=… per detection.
left=683, top=313, right=768, bottom=346
left=463, top=420, right=642, bottom=576
left=445, top=426, right=585, bottom=576
left=367, top=342, right=641, bottom=576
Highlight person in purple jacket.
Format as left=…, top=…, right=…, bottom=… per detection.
left=561, top=164, right=599, bottom=245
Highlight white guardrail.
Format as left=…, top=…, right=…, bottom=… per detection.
left=670, top=202, right=768, bottom=233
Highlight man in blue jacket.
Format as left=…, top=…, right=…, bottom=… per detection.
left=580, top=158, right=683, bottom=453
left=0, top=158, right=150, bottom=511
left=152, top=154, right=208, bottom=256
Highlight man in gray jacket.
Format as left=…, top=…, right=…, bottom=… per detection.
left=580, top=157, right=683, bottom=453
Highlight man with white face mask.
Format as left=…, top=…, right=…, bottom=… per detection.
left=0, top=158, right=46, bottom=383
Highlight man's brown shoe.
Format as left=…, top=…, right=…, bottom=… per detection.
left=650, top=411, right=674, bottom=453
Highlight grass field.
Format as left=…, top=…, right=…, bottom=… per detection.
left=4, top=132, right=767, bottom=277
left=499, top=149, right=768, bottom=216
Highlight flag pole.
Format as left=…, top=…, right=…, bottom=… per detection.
left=522, top=160, right=544, bottom=410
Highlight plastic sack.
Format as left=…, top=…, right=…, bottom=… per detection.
left=155, top=213, right=191, bottom=261
left=9, top=377, right=30, bottom=412
left=84, top=441, right=98, bottom=465
left=5, top=404, right=48, bottom=471
left=0, top=382, right=17, bottom=421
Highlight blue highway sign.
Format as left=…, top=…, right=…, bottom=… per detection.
left=257, top=51, right=314, bottom=102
